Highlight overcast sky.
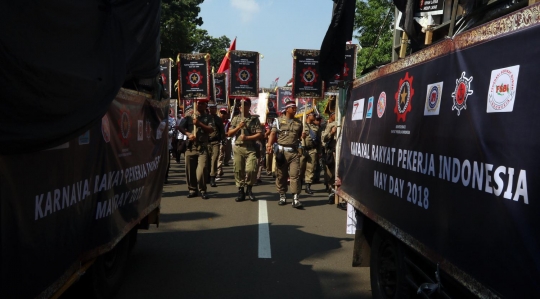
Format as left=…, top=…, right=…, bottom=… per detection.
left=199, top=0, right=358, bottom=88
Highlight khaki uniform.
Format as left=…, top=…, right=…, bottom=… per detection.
left=272, top=115, right=303, bottom=194
left=207, top=114, right=225, bottom=177
left=230, top=114, right=262, bottom=187
left=322, top=120, right=337, bottom=188
left=300, top=122, right=321, bottom=184
left=179, top=113, right=212, bottom=194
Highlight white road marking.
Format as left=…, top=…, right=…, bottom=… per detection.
left=258, top=200, right=271, bottom=258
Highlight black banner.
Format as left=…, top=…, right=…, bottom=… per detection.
left=326, top=44, right=358, bottom=94
left=293, top=49, right=323, bottom=99
left=338, top=12, right=540, bottom=298
left=182, top=99, right=195, bottom=117
left=159, top=58, right=172, bottom=99
left=276, top=87, right=293, bottom=114
left=213, top=73, right=227, bottom=104
left=418, top=0, right=444, bottom=15
left=267, top=93, right=278, bottom=117
left=0, top=89, right=168, bottom=298
left=178, top=53, right=210, bottom=100
left=229, top=51, right=259, bottom=98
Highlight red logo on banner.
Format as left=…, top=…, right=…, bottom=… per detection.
left=117, top=106, right=131, bottom=146
left=452, top=72, right=473, bottom=116
left=394, top=72, right=414, bottom=122
left=215, top=85, right=222, bottom=98
left=236, top=67, right=253, bottom=84
left=186, top=70, right=203, bottom=88
left=300, top=67, right=318, bottom=86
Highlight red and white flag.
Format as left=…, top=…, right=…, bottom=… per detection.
left=217, top=37, right=237, bottom=73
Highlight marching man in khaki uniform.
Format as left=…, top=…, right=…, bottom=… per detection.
left=301, top=111, right=321, bottom=195
left=178, top=101, right=214, bottom=199
left=322, top=111, right=338, bottom=205
left=228, top=99, right=263, bottom=202
left=207, top=102, right=225, bottom=187
left=266, top=99, right=304, bottom=209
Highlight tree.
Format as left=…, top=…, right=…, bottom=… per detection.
left=192, top=29, right=231, bottom=71
left=354, top=0, right=395, bottom=76
left=160, top=0, right=204, bottom=59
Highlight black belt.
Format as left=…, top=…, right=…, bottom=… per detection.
left=209, top=137, right=221, bottom=142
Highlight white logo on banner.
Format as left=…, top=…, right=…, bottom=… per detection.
left=424, top=82, right=443, bottom=116
left=352, top=98, right=365, bottom=121
left=487, top=65, right=519, bottom=113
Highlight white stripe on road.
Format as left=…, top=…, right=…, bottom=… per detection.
left=258, top=200, right=272, bottom=258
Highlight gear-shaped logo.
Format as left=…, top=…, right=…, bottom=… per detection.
left=452, top=72, right=473, bottom=116
left=300, top=67, right=318, bottom=86
left=117, top=106, right=131, bottom=147
left=394, top=72, right=414, bottom=122
left=186, top=70, right=203, bottom=88
left=236, top=67, right=253, bottom=84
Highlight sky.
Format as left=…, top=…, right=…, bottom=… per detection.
left=199, top=0, right=357, bottom=88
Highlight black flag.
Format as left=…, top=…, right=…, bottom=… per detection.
left=319, top=0, right=356, bottom=83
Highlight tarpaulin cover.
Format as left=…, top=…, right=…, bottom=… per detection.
left=338, top=5, right=540, bottom=298
left=0, top=0, right=161, bottom=154
left=0, top=89, right=168, bottom=298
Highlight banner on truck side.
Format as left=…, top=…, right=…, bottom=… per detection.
left=338, top=13, right=540, bottom=298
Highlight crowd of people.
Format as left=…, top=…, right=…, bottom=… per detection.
left=166, top=98, right=346, bottom=210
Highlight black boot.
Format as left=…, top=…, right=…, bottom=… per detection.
left=210, top=176, right=217, bottom=187
left=305, top=183, right=314, bottom=195
left=247, top=185, right=256, bottom=201
left=235, top=187, right=245, bottom=202
left=327, top=192, right=335, bottom=204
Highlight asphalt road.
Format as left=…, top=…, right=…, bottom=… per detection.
left=70, top=158, right=372, bottom=299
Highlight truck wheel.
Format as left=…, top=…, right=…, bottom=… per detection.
left=370, top=228, right=410, bottom=299
left=90, top=232, right=131, bottom=299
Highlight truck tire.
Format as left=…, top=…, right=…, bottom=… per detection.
left=90, top=231, right=132, bottom=299
left=370, top=228, right=411, bottom=299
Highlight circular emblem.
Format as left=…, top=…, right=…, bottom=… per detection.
left=488, top=69, right=515, bottom=111
left=428, top=85, right=439, bottom=110
left=101, top=114, right=110, bottom=143
left=215, top=85, right=222, bottom=98
left=186, top=70, right=203, bottom=88
left=377, top=92, right=386, bottom=118
left=451, top=72, right=473, bottom=116
left=236, top=67, right=253, bottom=84
left=300, top=67, right=318, bottom=86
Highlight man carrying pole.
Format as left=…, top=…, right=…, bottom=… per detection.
left=178, top=100, right=214, bottom=199
left=228, top=98, right=263, bottom=202
left=301, top=110, right=321, bottom=195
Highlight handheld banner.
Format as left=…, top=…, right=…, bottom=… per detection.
left=213, top=73, right=227, bottom=104
left=295, top=98, right=314, bottom=118
left=178, top=53, right=210, bottom=100
left=182, top=99, right=195, bottom=117
left=326, top=44, right=358, bottom=94
left=267, top=93, right=278, bottom=117
left=276, top=87, right=293, bottom=114
left=159, top=58, right=172, bottom=99
left=228, top=50, right=260, bottom=98
left=293, top=49, right=323, bottom=99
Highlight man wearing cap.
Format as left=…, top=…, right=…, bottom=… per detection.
left=322, top=111, right=337, bottom=204
left=300, top=111, right=321, bottom=195
left=266, top=99, right=304, bottom=208
left=217, top=107, right=231, bottom=179
left=228, top=99, right=263, bottom=202
left=178, top=100, right=214, bottom=199
left=207, top=102, right=225, bottom=187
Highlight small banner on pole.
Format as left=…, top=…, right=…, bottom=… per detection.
left=159, top=58, right=172, bottom=99
left=182, top=99, right=195, bottom=117
left=276, top=87, right=293, bottom=114
left=295, top=98, right=315, bottom=118
left=228, top=50, right=260, bottom=98
left=213, top=73, right=227, bottom=105
left=326, top=44, right=358, bottom=94
left=293, top=49, right=323, bottom=99
left=178, top=53, right=210, bottom=101
left=268, top=93, right=278, bottom=118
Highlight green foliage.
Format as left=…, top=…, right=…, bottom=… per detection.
left=354, top=0, right=395, bottom=76
left=192, top=29, right=231, bottom=71
left=160, top=0, right=204, bottom=59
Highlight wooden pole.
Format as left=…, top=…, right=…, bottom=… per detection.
left=193, top=100, right=198, bottom=137
left=399, top=32, right=408, bottom=58
left=425, top=29, right=433, bottom=45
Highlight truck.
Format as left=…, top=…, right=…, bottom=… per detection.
left=336, top=1, right=540, bottom=298
left=0, top=1, right=166, bottom=298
